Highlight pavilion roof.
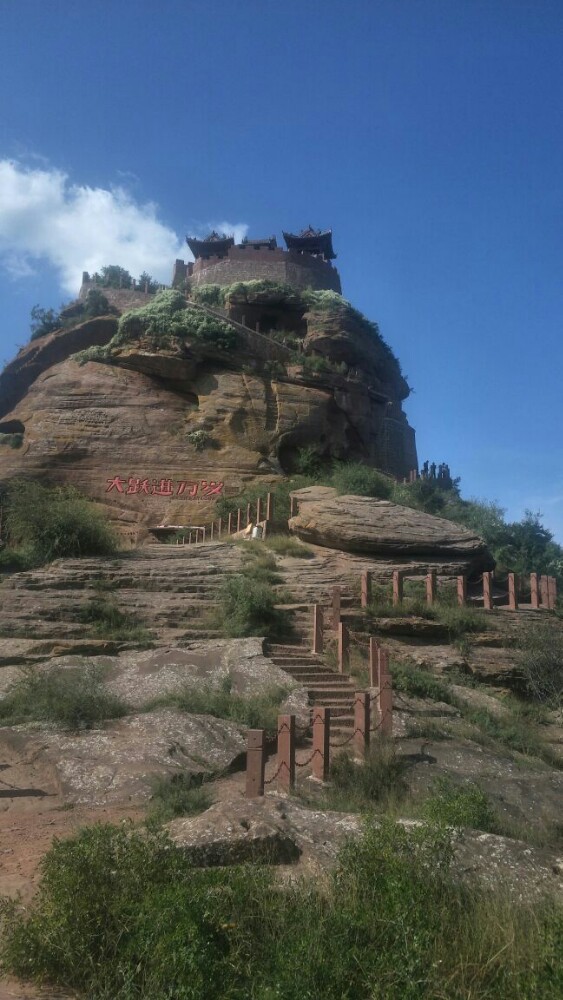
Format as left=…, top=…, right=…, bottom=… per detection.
left=282, top=227, right=336, bottom=260
left=240, top=236, right=278, bottom=249
left=186, top=231, right=234, bottom=259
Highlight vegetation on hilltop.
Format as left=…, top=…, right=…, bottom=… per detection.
left=75, top=289, right=237, bottom=363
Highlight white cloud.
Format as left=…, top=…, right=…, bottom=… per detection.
left=0, top=160, right=247, bottom=297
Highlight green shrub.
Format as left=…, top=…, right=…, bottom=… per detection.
left=517, top=623, right=563, bottom=706
left=0, top=432, right=23, bottom=448
left=263, top=535, right=314, bottom=558
left=147, top=772, right=213, bottom=826
left=2, top=821, right=561, bottom=1000
left=0, top=664, right=127, bottom=730
left=294, top=445, right=323, bottom=477
left=29, top=304, right=60, bottom=340
left=91, top=264, right=132, bottom=289
left=190, top=283, right=225, bottom=308
left=1, top=480, right=117, bottom=567
left=82, top=288, right=111, bottom=317
left=434, top=603, right=486, bottom=637
left=327, top=740, right=408, bottom=811
left=390, top=662, right=456, bottom=705
left=330, top=462, right=393, bottom=498
left=186, top=429, right=211, bottom=451
left=146, top=676, right=288, bottom=733
left=77, top=591, right=152, bottom=644
left=420, top=778, right=498, bottom=831
left=215, top=574, right=289, bottom=639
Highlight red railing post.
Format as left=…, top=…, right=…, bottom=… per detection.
left=540, top=574, right=549, bottom=609
left=426, top=570, right=436, bottom=606
left=256, top=496, right=263, bottom=523
left=508, top=573, right=518, bottom=611
left=312, top=706, right=330, bottom=781
left=457, top=575, right=467, bottom=607
left=217, top=517, right=222, bottom=538
left=227, top=512, right=233, bottom=534
left=332, top=586, right=341, bottom=630
left=338, top=622, right=350, bottom=673
left=369, top=636, right=380, bottom=686
left=530, top=572, right=539, bottom=609
left=354, top=691, right=370, bottom=757
left=236, top=508, right=242, bottom=532
left=245, top=729, right=266, bottom=797
left=548, top=576, right=557, bottom=610
left=361, top=571, right=372, bottom=609
left=210, top=521, right=214, bottom=540
left=312, top=604, right=324, bottom=654
left=246, top=502, right=252, bottom=526
left=378, top=673, right=393, bottom=737
left=392, top=570, right=404, bottom=606
left=277, top=714, right=296, bottom=792
left=482, top=572, right=493, bottom=610
left=266, top=492, right=274, bottom=521
left=290, top=496, right=297, bottom=518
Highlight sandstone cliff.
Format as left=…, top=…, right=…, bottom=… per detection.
left=0, top=285, right=417, bottom=540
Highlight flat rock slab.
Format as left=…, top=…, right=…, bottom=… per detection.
left=1, top=710, right=246, bottom=807
left=289, top=486, right=493, bottom=571
left=396, top=736, right=563, bottom=832
left=168, top=796, right=563, bottom=899
left=0, top=638, right=310, bottom=726
left=168, top=797, right=362, bottom=866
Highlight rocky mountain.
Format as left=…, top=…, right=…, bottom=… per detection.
left=0, top=282, right=417, bottom=542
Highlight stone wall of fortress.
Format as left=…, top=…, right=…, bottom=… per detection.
left=188, top=247, right=342, bottom=293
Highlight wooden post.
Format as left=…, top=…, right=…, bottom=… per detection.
left=245, top=729, right=266, bottom=797
left=361, top=571, right=372, bottom=608
left=457, top=576, right=467, bottom=607
left=332, top=586, right=341, bottom=630
left=217, top=518, right=222, bottom=538
left=312, top=706, right=330, bottom=781
left=236, top=508, right=242, bottom=532
left=312, top=605, right=324, bottom=654
left=227, top=512, right=233, bottom=534
left=266, top=492, right=274, bottom=521
left=277, top=715, right=296, bottom=792
left=246, top=502, right=252, bottom=526
left=202, top=527, right=206, bottom=543
left=482, top=572, right=493, bottom=610
left=188, top=531, right=193, bottom=545
left=508, top=573, right=518, bottom=611
left=378, top=675, right=393, bottom=737
left=426, top=570, right=436, bottom=606
left=530, top=572, right=539, bottom=609
left=548, top=576, right=557, bottom=610
left=369, top=636, right=380, bottom=687
left=256, top=496, right=263, bottom=523
left=290, top=496, right=297, bottom=518
left=392, top=570, right=404, bottom=606
left=354, top=691, right=370, bottom=757
left=378, top=646, right=389, bottom=680
left=210, top=520, right=214, bottom=540
left=540, top=574, right=549, bottom=609
left=338, top=622, right=350, bottom=673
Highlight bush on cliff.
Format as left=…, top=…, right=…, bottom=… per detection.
left=114, top=290, right=237, bottom=351
left=0, top=480, right=117, bottom=567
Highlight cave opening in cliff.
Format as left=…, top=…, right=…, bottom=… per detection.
left=0, top=420, right=25, bottom=435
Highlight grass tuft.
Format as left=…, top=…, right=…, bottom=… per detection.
left=0, top=664, right=127, bottom=730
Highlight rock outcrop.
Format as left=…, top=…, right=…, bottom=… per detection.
left=289, top=486, right=493, bottom=572
left=0, top=287, right=417, bottom=539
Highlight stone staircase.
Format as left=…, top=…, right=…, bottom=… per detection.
left=268, top=642, right=357, bottom=736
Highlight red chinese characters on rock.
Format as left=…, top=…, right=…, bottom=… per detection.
left=105, top=477, right=224, bottom=499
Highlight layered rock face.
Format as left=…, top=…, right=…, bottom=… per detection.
left=289, top=486, right=494, bottom=572
left=0, top=287, right=417, bottom=539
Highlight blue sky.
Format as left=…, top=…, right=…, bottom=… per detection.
left=1, top=0, right=563, bottom=538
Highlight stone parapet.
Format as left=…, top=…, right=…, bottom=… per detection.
left=187, top=247, right=341, bottom=293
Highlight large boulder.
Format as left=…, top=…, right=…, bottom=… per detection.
left=289, top=487, right=493, bottom=571
left=0, top=710, right=247, bottom=807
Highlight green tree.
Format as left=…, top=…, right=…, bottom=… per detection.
left=30, top=305, right=61, bottom=340
left=92, top=265, right=132, bottom=289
